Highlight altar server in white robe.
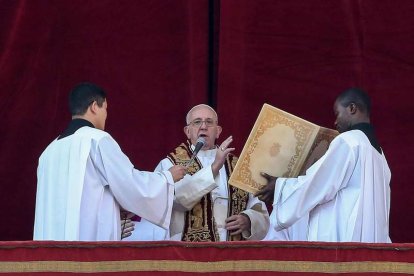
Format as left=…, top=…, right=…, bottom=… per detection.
left=125, top=104, right=269, bottom=241
left=34, top=82, right=186, bottom=241
left=256, top=88, right=391, bottom=243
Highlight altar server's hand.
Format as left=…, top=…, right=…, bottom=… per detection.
left=169, top=165, right=187, bottom=182
left=121, top=218, right=135, bottom=239
left=255, top=172, right=277, bottom=205
left=120, top=211, right=135, bottom=240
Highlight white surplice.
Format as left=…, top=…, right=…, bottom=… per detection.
left=128, top=147, right=269, bottom=241
left=34, top=126, right=174, bottom=241
left=269, top=129, right=391, bottom=242
left=263, top=214, right=309, bottom=241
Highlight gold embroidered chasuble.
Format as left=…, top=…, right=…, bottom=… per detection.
left=167, top=141, right=250, bottom=242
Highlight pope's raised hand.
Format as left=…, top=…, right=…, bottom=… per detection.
left=212, top=136, right=235, bottom=177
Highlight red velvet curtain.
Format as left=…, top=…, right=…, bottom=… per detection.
left=0, top=0, right=209, bottom=240
left=217, top=0, right=414, bottom=243
left=0, top=0, right=413, bottom=242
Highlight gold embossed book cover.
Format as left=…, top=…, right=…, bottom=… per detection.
left=229, top=104, right=338, bottom=194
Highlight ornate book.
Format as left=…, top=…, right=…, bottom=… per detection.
left=228, top=104, right=338, bottom=194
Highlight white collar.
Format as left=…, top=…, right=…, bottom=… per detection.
left=190, top=144, right=217, bottom=158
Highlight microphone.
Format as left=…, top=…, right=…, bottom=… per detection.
left=186, top=137, right=206, bottom=168
left=193, top=137, right=206, bottom=155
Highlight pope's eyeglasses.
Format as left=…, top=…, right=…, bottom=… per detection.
left=188, top=119, right=217, bottom=127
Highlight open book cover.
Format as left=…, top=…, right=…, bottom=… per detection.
left=228, top=104, right=338, bottom=194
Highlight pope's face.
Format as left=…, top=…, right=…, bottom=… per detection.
left=184, top=106, right=222, bottom=150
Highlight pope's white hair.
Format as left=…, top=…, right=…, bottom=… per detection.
left=186, top=104, right=218, bottom=124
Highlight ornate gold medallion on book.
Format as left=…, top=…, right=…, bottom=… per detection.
left=228, top=104, right=338, bottom=194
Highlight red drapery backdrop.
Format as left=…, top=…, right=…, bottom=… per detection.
left=216, top=0, right=414, bottom=243
left=0, top=0, right=413, bottom=242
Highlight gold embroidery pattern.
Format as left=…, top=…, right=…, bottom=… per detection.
left=225, top=155, right=249, bottom=241
left=236, top=111, right=316, bottom=192
left=168, top=143, right=249, bottom=242
left=3, top=260, right=413, bottom=273
left=168, top=141, right=219, bottom=242
left=182, top=197, right=220, bottom=242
